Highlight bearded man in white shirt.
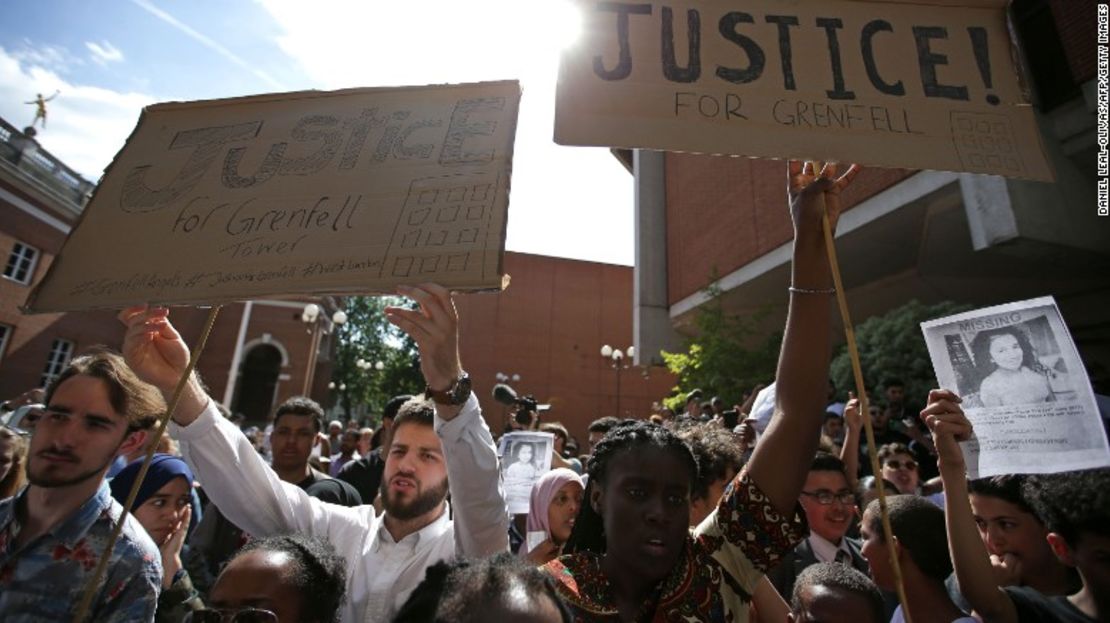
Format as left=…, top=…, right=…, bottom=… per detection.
left=118, top=283, right=508, bottom=622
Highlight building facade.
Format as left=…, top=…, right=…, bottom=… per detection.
left=625, top=0, right=1110, bottom=395
left=455, top=252, right=676, bottom=444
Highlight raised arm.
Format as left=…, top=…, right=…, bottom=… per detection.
left=118, top=306, right=359, bottom=538
left=839, top=394, right=862, bottom=488
left=925, top=389, right=1018, bottom=623
left=744, top=161, right=860, bottom=517
left=387, top=284, right=508, bottom=556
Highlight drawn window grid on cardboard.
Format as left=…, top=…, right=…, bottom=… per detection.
left=949, top=112, right=1025, bottom=176
left=384, top=173, right=499, bottom=279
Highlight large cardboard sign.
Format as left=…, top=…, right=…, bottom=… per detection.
left=25, top=81, right=521, bottom=313
left=556, top=0, right=1053, bottom=181
left=921, top=297, right=1110, bottom=478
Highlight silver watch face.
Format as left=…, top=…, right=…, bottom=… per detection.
left=450, top=374, right=472, bottom=404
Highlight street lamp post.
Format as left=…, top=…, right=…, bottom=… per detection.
left=301, top=303, right=347, bottom=396
left=600, top=344, right=634, bottom=417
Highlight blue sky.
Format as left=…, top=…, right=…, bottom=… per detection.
left=0, top=0, right=634, bottom=265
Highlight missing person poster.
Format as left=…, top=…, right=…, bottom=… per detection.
left=499, top=431, right=556, bottom=515
left=921, top=297, right=1110, bottom=478
left=556, top=0, right=1054, bottom=181
left=25, top=81, right=521, bottom=313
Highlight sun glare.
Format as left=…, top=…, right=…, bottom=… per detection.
left=548, top=0, right=584, bottom=53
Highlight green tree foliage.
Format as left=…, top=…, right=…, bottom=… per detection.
left=660, top=282, right=782, bottom=411
left=330, top=296, right=423, bottom=423
left=829, top=299, right=972, bottom=406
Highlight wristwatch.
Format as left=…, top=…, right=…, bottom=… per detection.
left=425, top=372, right=472, bottom=406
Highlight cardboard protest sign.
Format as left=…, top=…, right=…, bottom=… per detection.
left=24, top=81, right=521, bottom=313
left=921, top=297, right=1110, bottom=478
left=556, top=0, right=1053, bottom=181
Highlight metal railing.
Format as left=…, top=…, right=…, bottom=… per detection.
left=0, top=116, right=94, bottom=210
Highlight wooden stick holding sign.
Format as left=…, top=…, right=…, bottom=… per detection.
left=807, top=160, right=914, bottom=623
left=72, top=305, right=222, bottom=623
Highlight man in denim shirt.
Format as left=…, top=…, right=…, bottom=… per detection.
left=0, top=351, right=163, bottom=621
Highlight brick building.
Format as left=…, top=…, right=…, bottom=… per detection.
left=622, top=0, right=1110, bottom=394
left=455, top=252, right=676, bottom=443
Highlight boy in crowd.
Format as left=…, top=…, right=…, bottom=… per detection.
left=925, top=388, right=1109, bottom=623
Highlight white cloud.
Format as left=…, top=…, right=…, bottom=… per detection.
left=0, top=46, right=155, bottom=182
left=85, top=40, right=124, bottom=66
left=258, top=0, right=633, bottom=265
left=9, top=39, right=84, bottom=74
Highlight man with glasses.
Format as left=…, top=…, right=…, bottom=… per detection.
left=767, top=453, right=871, bottom=601
left=119, top=283, right=508, bottom=623
left=0, top=352, right=163, bottom=621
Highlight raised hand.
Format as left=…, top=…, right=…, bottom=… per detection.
left=786, top=160, right=861, bottom=244
left=117, top=306, right=190, bottom=392
left=117, top=305, right=208, bottom=423
left=920, top=389, right=972, bottom=470
left=843, top=392, right=862, bottom=431
left=385, top=284, right=462, bottom=397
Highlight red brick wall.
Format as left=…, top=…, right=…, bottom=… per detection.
left=1049, top=0, right=1096, bottom=83
left=455, top=252, right=676, bottom=445
left=665, top=155, right=913, bottom=305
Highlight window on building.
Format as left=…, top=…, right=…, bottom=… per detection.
left=40, top=339, right=74, bottom=388
left=0, top=324, right=11, bottom=363
left=3, top=242, right=40, bottom=285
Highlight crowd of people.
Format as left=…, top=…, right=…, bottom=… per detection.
left=0, top=162, right=1106, bottom=622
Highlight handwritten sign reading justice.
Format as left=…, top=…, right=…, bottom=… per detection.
left=25, top=81, right=521, bottom=313
left=555, top=0, right=1053, bottom=181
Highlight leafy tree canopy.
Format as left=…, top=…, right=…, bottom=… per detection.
left=330, top=296, right=423, bottom=424
left=661, top=282, right=782, bottom=411
left=829, top=299, right=972, bottom=407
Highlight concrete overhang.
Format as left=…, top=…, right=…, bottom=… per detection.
left=668, top=168, right=1110, bottom=343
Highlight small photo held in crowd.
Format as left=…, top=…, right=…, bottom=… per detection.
left=498, top=431, right=555, bottom=515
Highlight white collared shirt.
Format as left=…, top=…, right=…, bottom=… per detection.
left=807, top=532, right=853, bottom=564
left=171, top=394, right=507, bottom=623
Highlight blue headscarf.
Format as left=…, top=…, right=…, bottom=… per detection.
left=109, top=454, right=199, bottom=534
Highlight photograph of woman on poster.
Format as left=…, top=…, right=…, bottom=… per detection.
left=972, top=327, right=1053, bottom=407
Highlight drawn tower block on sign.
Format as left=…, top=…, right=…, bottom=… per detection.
left=382, top=172, right=502, bottom=281
left=949, top=111, right=1026, bottom=177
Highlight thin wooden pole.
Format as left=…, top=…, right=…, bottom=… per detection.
left=817, top=169, right=914, bottom=623
left=73, top=305, right=222, bottom=623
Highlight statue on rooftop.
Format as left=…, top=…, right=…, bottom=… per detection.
left=25, top=90, right=60, bottom=130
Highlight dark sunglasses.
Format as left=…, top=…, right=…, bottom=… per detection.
left=884, top=459, right=917, bottom=471
left=184, top=608, right=278, bottom=623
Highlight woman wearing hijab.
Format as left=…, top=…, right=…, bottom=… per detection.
left=109, top=453, right=204, bottom=622
left=521, top=468, right=584, bottom=565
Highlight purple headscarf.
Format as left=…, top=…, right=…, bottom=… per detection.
left=523, top=468, right=583, bottom=544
